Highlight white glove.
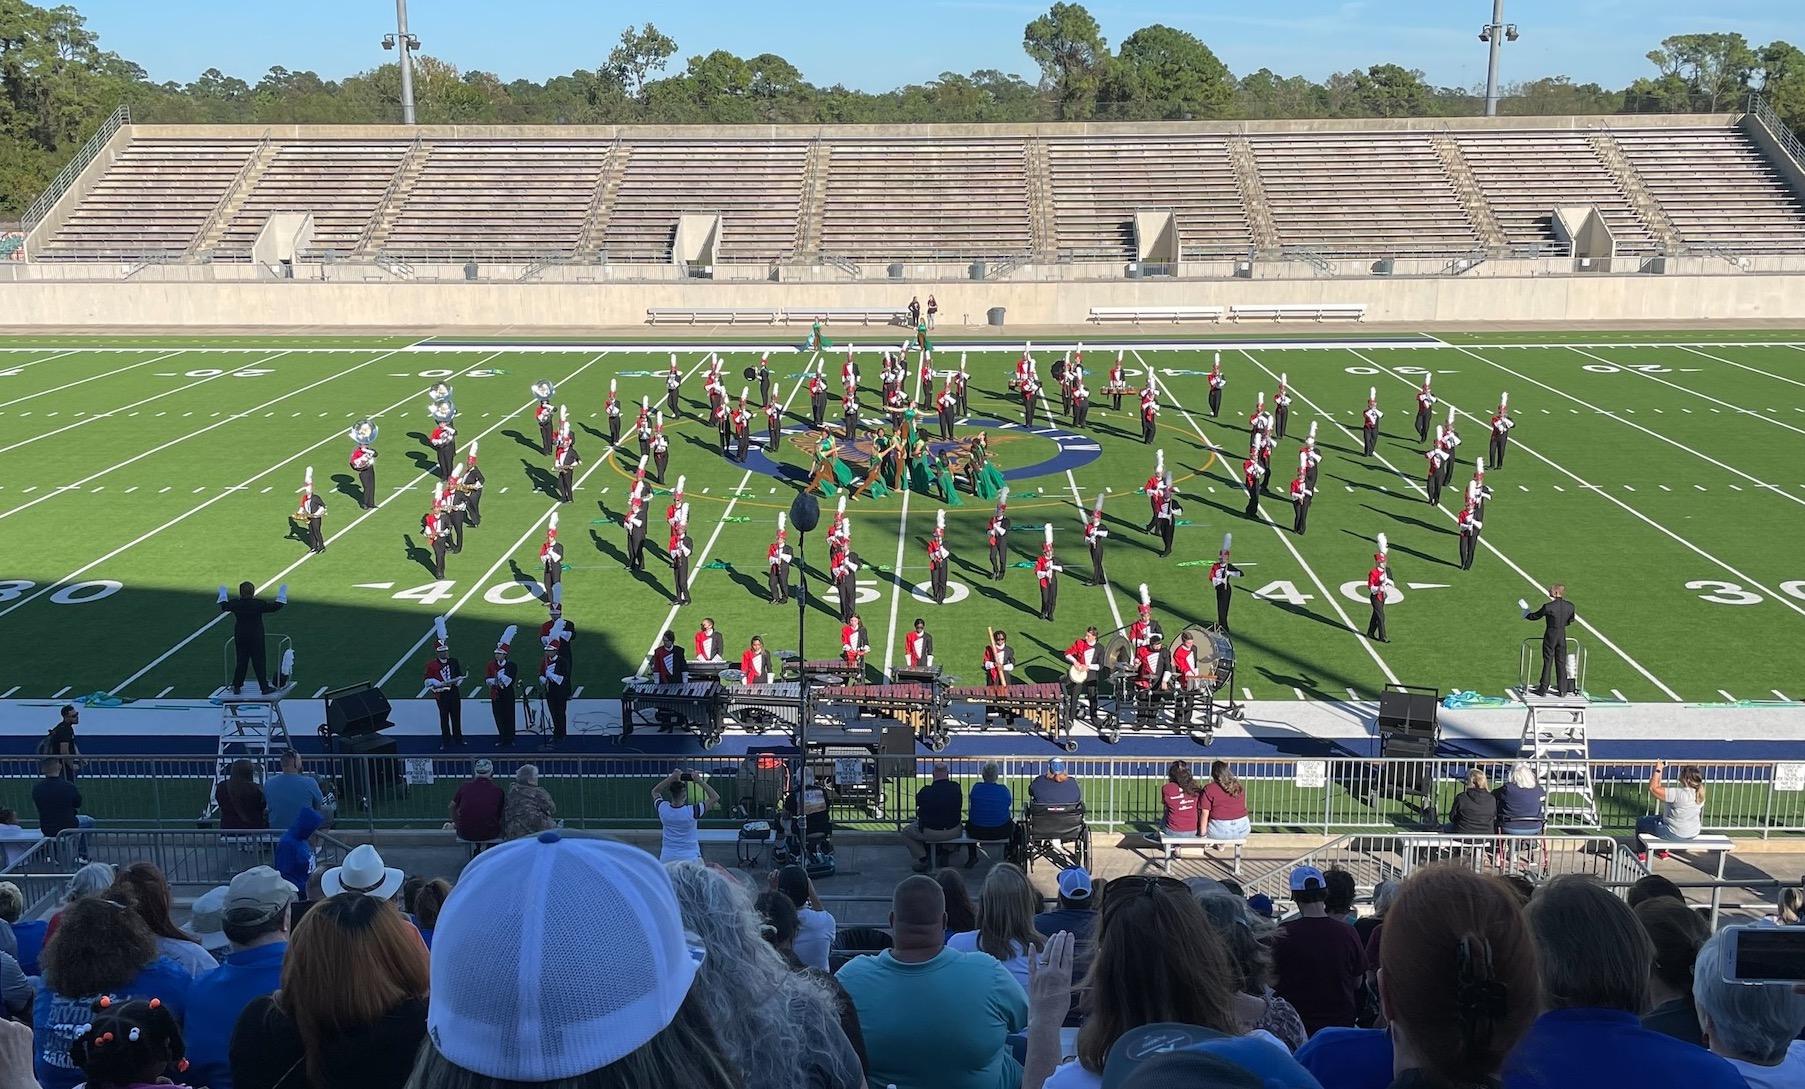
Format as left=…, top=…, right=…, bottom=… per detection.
left=1517, top=598, right=1530, bottom=616
left=276, top=584, right=288, bottom=604
left=217, top=586, right=229, bottom=603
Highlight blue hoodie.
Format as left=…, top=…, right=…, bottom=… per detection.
left=275, top=808, right=325, bottom=897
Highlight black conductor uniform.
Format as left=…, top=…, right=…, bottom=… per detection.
left=1525, top=596, right=1578, bottom=696
left=221, top=589, right=284, bottom=694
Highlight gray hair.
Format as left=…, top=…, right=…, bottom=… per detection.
left=981, top=762, right=1000, bottom=783
left=1692, top=930, right=1805, bottom=1063
left=1371, top=878, right=1403, bottom=917
left=1526, top=876, right=1651, bottom=1012
left=514, top=764, right=539, bottom=786
left=664, top=862, right=860, bottom=1089
left=1511, top=762, right=1541, bottom=790
left=63, top=861, right=116, bottom=904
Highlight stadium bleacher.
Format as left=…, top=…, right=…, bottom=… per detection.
left=818, top=137, right=1034, bottom=262
left=1456, top=131, right=1658, bottom=253
left=1614, top=127, right=1805, bottom=254
left=1247, top=132, right=1482, bottom=258
left=1043, top=134, right=1253, bottom=259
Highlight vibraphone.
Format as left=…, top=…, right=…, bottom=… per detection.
left=620, top=680, right=723, bottom=746
left=815, top=683, right=947, bottom=750
left=801, top=659, right=865, bottom=685
left=946, top=682, right=1075, bottom=751
left=721, top=682, right=807, bottom=734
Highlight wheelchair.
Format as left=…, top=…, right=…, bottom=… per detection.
left=1018, top=801, right=1091, bottom=874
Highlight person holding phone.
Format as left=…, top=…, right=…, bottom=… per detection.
left=654, top=768, right=720, bottom=865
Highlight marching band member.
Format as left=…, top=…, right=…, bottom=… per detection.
left=1440, top=405, right=1461, bottom=486
left=982, top=630, right=1017, bottom=724
left=650, top=412, right=670, bottom=483
left=445, top=465, right=469, bottom=553
left=841, top=346, right=859, bottom=391
left=540, top=514, right=563, bottom=592
left=1057, top=353, right=1074, bottom=414
left=927, top=510, right=951, bottom=605
left=764, top=397, right=781, bottom=450
left=841, top=392, right=861, bottom=442
left=423, top=617, right=465, bottom=747
left=1128, top=584, right=1162, bottom=653
left=1035, top=524, right=1063, bottom=622
left=1209, top=535, right=1242, bottom=632
left=1426, top=427, right=1450, bottom=505
left=635, top=396, right=654, bottom=459
left=1361, top=387, right=1382, bottom=456
left=756, top=352, right=773, bottom=404
left=1172, top=629, right=1201, bottom=728
left=904, top=618, right=935, bottom=672
left=1020, top=363, right=1042, bottom=428
left=767, top=514, right=793, bottom=605
left=1243, top=454, right=1264, bottom=519
left=937, top=377, right=958, bottom=441
left=537, top=393, right=557, bottom=455
left=826, top=495, right=850, bottom=552
left=1153, top=476, right=1178, bottom=557
left=429, top=416, right=457, bottom=479
left=349, top=430, right=377, bottom=510
left=1303, top=422, right=1323, bottom=489
left=461, top=443, right=485, bottom=527
left=1465, top=459, right=1495, bottom=521
left=1107, top=350, right=1128, bottom=412
left=954, top=353, right=971, bottom=415
left=1248, top=391, right=1272, bottom=439
left=732, top=388, right=753, bottom=463
left=1207, top=352, right=1226, bottom=417
left=1143, top=450, right=1168, bottom=532
left=1139, top=383, right=1159, bottom=444
left=553, top=412, right=578, bottom=503
left=1071, top=369, right=1092, bottom=428
left=831, top=546, right=859, bottom=624
left=1083, top=494, right=1108, bottom=586
left=539, top=617, right=572, bottom=746
left=1489, top=392, right=1515, bottom=468
left=918, top=350, right=934, bottom=397
left=1064, top=625, right=1103, bottom=725
left=740, top=635, right=775, bottom=685
left=1457, top=504, right=1482, bottom=571
left=1291, top=458, right=1313, bottom=535
left=1365, top=534, right=1394, bottom=644
left=665, top=354, right=682, bottom=414
left=1254, top=429, right=1274, bottom=491
left=711, top=393, right=732, bottom=456
left=670, top=506, right=693, bottom=606
left=426, top=484, right=451, bottom=579
left=650, top=630, right=685, bottom=685
left=537, top=585, right=574, bottom=661
left=624, top=471, right=648, bottom=573
left=294, top=467, right=326, bottom=554
left=1273, top=374, right=1293, bottom=440
left=1136, top=630, right=1173, bottom=720
left=808, top=364, right=829, bottom=429
left=987, top=489, right=1010, bottom=581
left=604, top=379, right=622, bottom=446
left=1414, top=376, right=1436, bottom=442
left=694, top=617, right=725, bottom=664
left=486, top=626, right=519, bottom=746
left=666, top=477, right=687, bottom=535
left=841, top=613, right=871, bottom=672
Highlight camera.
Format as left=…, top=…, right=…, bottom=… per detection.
left=680, top=772, right=694, bottom=783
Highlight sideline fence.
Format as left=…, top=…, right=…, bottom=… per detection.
left=3, top=753, right=1802, bottom=837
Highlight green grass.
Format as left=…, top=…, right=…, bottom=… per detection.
left=2, top=334, right=1803, bottom=704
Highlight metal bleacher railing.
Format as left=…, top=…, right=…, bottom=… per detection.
left=21, top=104, right=129, bottom=232
left=1748, top=93, right=1805, bottom=173
left=3, top=753, right=1802, bottom=837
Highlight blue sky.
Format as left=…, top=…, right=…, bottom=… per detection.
left=75, top=0, right=1799, bottom=91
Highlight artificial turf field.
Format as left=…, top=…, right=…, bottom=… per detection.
left=2, top=329, right=1804, bottom=709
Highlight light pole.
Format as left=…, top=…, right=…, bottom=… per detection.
left=788, top=491, right=821, bottom=789
left=381, top=0, right=421, bottom=124
left=1479, top=0, right=1519, bottom=117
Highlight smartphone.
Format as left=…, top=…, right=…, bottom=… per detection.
left=680, top=772, right=694, bottom=783
left=1721, top=924, right=1805, bottom=984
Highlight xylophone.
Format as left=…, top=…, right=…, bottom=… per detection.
left=946, top=682, right=1075, bottom=751
left=801, top=659, right=864, bottom=685
left=722, top=681, right=806, bottom=732
left=621, top=680, right=724, bottom=746
left=815, top=683, right=946, bottom=749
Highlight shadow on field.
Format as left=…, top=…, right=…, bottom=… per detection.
left=1361, top=503, right=1456, bottom=539
left=329, top=473, right=360, bottom=501
left=401, top=534, right=435, bottom=574
left=519, top=460, right=559, bottom=498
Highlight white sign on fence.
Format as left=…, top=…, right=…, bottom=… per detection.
left=404, top=758, right=437, bottom=786
left=1294, top=760, right=1328, bottom=789
left=1774, top=763, right=1805, bottom=792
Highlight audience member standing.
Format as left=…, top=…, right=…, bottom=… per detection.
left=653, top=769, right=719, bottom=864
left=838, top=876, right=1027, bottom=1089
left=947, top=863, right=1044, bottom=991
left=1272, top=866, right=1368, bottom=1036
left=262, top=751, right=326, bottom=833
left=184, top=866, right=294, bottom=1089
left=275, top=808, right=324, bottom=901
left=43, top=704, right=80, bottom=780
left=1691, top=929, right=1805, bottom=1088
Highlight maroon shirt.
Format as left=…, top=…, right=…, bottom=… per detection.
left=451, top=777, right=506, bottom=841
left=1272, top=915, right=1368, bottom=1036
left=1202, top=782, right=1248, bottom=821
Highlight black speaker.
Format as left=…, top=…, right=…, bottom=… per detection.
left=326, top=686, right=391, bottom=737
left=1377, top=687, right=1439, bottom=741
left=879, top=725, right=915, bottom=757
left=337, top=732, right=401, bottom=796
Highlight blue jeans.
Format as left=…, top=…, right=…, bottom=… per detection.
left=1636, top=815, right=1693, bottom=842
left=1207, top=816, right=1251, bottom=841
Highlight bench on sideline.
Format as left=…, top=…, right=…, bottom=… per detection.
left=1229, top=303, right=1366, bottom=321
left=1135, top=828, right=1245, bottom=875
left=1638, top=832, right=1734, bottom=927
left=646, top=307, right=781, bottom=325
left=783, top=306, right=912, bottom=326
left=1089, top=305, right=1224, bottom=324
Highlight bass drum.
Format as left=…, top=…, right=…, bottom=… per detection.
left=1179, top=624, right=1236, bottom=694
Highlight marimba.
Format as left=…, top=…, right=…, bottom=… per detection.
left=801, top=659, right=864, bottom=685
left=815, top=683, right=945, bottom=749
left=621, top=680, right=723, bottom=746
left=946, top=682, right=1075, bottom=751
left=722, top=682, right=806, bottom=732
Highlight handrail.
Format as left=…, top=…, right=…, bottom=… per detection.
left=23, top=105, right=129, bottom=231
left=187, top=127, right=272, bottom=258
left=354, top=133, right=424, bottom=255
left=1748, top=93, right=1805, bottom=173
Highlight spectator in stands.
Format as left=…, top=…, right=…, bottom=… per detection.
left=1505, top=875, right=1748, bottom=1089
left=411, top=878, right=449, bottom=950
left=1378, top=865, right=1539, bottom=1089
left=229, top=894, right=429, bottom=1089
left=501, top=763, right=556, bottom=840
left=0, top=808, right=39, bottom=868
left=0, top=881, right=18, bottom=964
left=654, top=768, right=720, bottom=864
left=263, top=750, right=325, bottom=834
left=0, top=948, right=25, bottom=1022
left=1160, top=761, right=1205, bottom=837
left=1272, top=865, right=1368, bottom=1036
left=1770, top=886, right=1804, bottom=925
left=70, top=997, right=190, bottom=1089
left=1356, top=878, right=1399, bottom=946
left=948, top=862, right=1044, bottom=990
left=1324, top=867, right=1359, bottom=926
left=189, top=885, right=233, bottom=959
left=448, top=758, right=505, bottom=845
left=1199, top=760, right=1252, bottom=841
left=184, top=866, right=293, bottom=1089
left=1636, top=761, right=1706, bottom=858
left=216, top=760, right=269, bottom=831
left=934, top=867, right=979, bottom=938
left=1034, top=866, right=1098, bottom=948
left=837, top=874, right=1027, bottom=1089
left=2, top=884, right=44, bottom=979
left=1495, top=762, right=1547, bottom=834
left=1198, top=891, right=1308, bottom=1050
left=754, top=889, right=870, bottom=1075
left=774, top=864, right=835, bottom=972
left=405, top=833, right=739, bottom=1089
left=112, top=862, right=219, bottom=977
left=275, top=807, right=324, bottom=901
left=1626, top=873, right=1686, bottom=908
left=320, top=843, right=405, bottom=903
left=45, top=704, right=80, bottom=780
left=903, top=763, right=964, bottom=873
left=667, top=861, right=863, bottom=1089
left=34, top=897, right=192, bottom=1089
left=966, top=763, right=1015, bottom=867
left=45, top=860, right=115, bottom=943
left=1446, top=768, right=1500, bottom=836
left=33, top=756, right=93, bottom=862
left=1027, top=759, right=1082, bottom=807
left=1691, top=929, right=1805, bottom=1088
left=1635, top=896, right=1710, bottom=1047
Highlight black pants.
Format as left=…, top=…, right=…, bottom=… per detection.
left=1459, top=532, right=1476, bottom=570
left=1142, top=415, right=1155, bottom=443
left=357, top=467, right=377, bottom=509
left=1367, top=599, right=1388, bottom=642
left=547, top=686, right=569, bottom=739
left=436, top=692, right=463, bottom=742
left=931, top=562, right=948, bottom=604
left=437, top=448, right=454, bottom=478
left=769, top=566, right=788, bottom=604
left=812, top=395, right=827, bottom=428
left=450, top=510, right=465, bottom=552
left=1427, top=473, right=1442, bottom=505
left=666, top=388, right=679, bottom=414
left=1216, top=583, right=1233, bottom=631
left=1539, top=638, right=1571, bottom=694
left=837, top=577, right=855, bottom=622
left=940, top=410, right=955, bottom=440
left=608, top=416, right=621, bottom=445
left=1363, top=424, right=1377, bottom=456
left=540, top=421, right=555, bottom=455
left=232, top=640, right=270, bottom=693
left=962, top=820, right=1015, bottom=864
left=989, top=542, right=1006, bottom=580
left=466, top=491, right=481, bottom=527
left=1039, top=578, right=1057, bottom=621
left=433, top=539, right=449, bottom=578
left=1069, top=678, right=1100, bottom=723
left=306, top=517, right=324, bottom=552
left=1090, top=543, right=1105, bottom=586
left=653, top=451, right=668, bottom=483
left=1208, top=387, right=1222, bottom=416
left=674, top=556, right=691, bottom=605
left=767, top=423, right=779, bottom=449
left=1490, top=434, right=1508, bottom=469
left=1415, top=410, right=1430, bottom=442
left=1274, top=406, right=1288, bottom=440
left=1244, top=485, right=1260, bottom=519
left=736, top=431, right=750, bottom=462
left=1157, top=519, right=1175, bottom=557
left=491, top=692, right=516, bottom=745
left=1293, top=500, right=1308, bottom=535
left=1074, top=400, right=1089, bottom=427
left=627, top=530, right=645, bottom=571
left=544, top=562, right=560, bottom=593
left=557, top=469, right=573, bottom=503
left=1023, top=398, right=1036, bottom=428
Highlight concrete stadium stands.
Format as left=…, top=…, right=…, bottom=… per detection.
left=40, top=137, right=259, bottom=259
left=384, top=140, right=612, bottom=259
left=217, top=139, right=410, bottom=257
left=1456, top=131, right=1657, bottom=254
left=603, top=139, right=809, bottom=263
left=819, top=137, right=1033, bottom=261
left=1043, top=134, right=1252, bottom=259
left=1248, top=132, right=1480, bottom=258
left=1614, top=127, right=1805, bottom=254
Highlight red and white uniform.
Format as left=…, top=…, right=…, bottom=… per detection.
left=1243, top=457, right=1263, bottom=491
left=538, top=651, right=565, bottom=689
left=694, top=628, right=724, bottom=662
left=1458, top=506, right=1481, bottom=535
left=1368, top=564, right=1390, bottom=602
left=1209, top=560, right=1236, bottom=588
left=808, top=371, right=827, bottom=398
left=987, top=513, right=1007, bottom=546
left=1291, top=475, right=1310, bottom=502
left=424, top=657, right=459, bottom=693
left=740, top=647, right=772, bottom=684
left=535, top=402, right=555, bottom=429
left=1135, top=645, right=1168, bottom=690
left=928, top=535, right=949, bottom=571
left=1140, top=389, right=1158, bottom=422
left=1128, top=614, right=1157, bottom=651
left=1064, top=637, right=1099, bottom=674
left=1109, top=361, right=1126, bottom=390
left=1145, top=473, right=1168, bottom=518
left=1491, top=411, right=1514, bottom=437
left=768, top=538, right=790, bottom=572
left=1417, top=386, right=1436, bottom=416
left=904, top=629, right=933, bottom=669
left=651, top=643, right=682, bottom=683
left=1084, top=514, right=1107, bottom=548
left=1209, top=366, right=1226, bottom=394
left=841, top=353, right=857, bottom=386
left=982, top=644, right=1012, bottom=685
left=604, top=389, right=620, bottom=420
left=1035, top=552, right=1060, bottom=586
left=1363, top=400, right=1383, bottom=428
left=423, top=511, right=445, bottom=540
left=1173, top=640, right=1199, bottom=687
left=429, top=423, right=454, bottom=449
left=350, top=444, right=375, bottom=470
left=841, top=622, right=869, bottom=663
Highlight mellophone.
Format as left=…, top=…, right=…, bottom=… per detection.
left=945, top=682, right=1073, bottom=748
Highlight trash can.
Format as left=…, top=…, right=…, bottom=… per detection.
left=463, top=261, right=479, bottom=282
left=987, top=307, right=1006, bottom=327
left=969, top=262, right=987, bottom=281
left=1125, top=263, right=1143, bottom=279
left=888, top=263, right=904, bottom=280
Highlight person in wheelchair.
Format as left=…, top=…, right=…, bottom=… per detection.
left=775, top=771, right=833, bottom=868
left=1019, top=796, right=1090, bottom=873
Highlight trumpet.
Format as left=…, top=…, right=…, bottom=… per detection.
left=348, top=418, right=379, bottom=445
left=530, top=379, right=556, bottom=401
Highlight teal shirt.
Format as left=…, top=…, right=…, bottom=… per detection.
left=837, top=946, right=1028, bottom=1089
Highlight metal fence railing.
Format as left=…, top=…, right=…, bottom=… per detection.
left=22, top=105, right=129, bottom=232
left=1238, top=833, right=1645, bottom=903
left=5, top=753, right=1804, bottom=838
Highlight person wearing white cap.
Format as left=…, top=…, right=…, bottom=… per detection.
left=320, top=843, right=405, bottom=901
left=184, top=866, right=294, bottom=1089
left=409, top=833, right=736, bottom=1089
left=1272, top=865, right=1367, bottom=1037
left=1034, top=866, right=1098, bottom=951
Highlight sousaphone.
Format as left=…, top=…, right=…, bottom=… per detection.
left=428, top=399, right=457, bottom=423
left=348, top=418, right=379, bottom=445
left=530, top=379, right=556, bottom=401
left=428, top=382, right=454, bottom=404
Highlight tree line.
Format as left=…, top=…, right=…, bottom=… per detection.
left=1, top=0, right=1800, bottom=218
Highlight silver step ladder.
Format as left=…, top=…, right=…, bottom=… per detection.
left=204, top=635, right=295, bottom=821
left=1514, top=638, right=1597, bottom=828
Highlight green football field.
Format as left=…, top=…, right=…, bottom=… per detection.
left=1, top=330, right=1802, bottom=706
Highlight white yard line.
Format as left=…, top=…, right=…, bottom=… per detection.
left=0, top=350, right=481, bottom=620
left=878, top=486, right=914, bottom=678
left=0, top=349, right=406, bottom=524
left=109, top=354, right=607, bottom=694
left=1566, top=347, right=1805, bottom=440
left=0, top=348, right=79, bottom=374
left=1680, top=345, right=1805, bottom=393
left=1241, top=350, right=1683, bottom=702
left=1064, top=468, right=1126, bottom=636
left=0, top=351, right=177, bottom=407
left=0, top=352, right=281, bottom=456
left=1354, top=348, right=1805, bottom=624
left=1134, top=350, right=1401, bottom=686
left=0, top=687, right=18, bottom=699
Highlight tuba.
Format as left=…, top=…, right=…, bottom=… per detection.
left=348, top=418, right=379, bottom=446
left=428, top=399, right=457, bottom=423
left=428, top=382, right=454, bottom=404
left=530, top=379, right=555, bottom=401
